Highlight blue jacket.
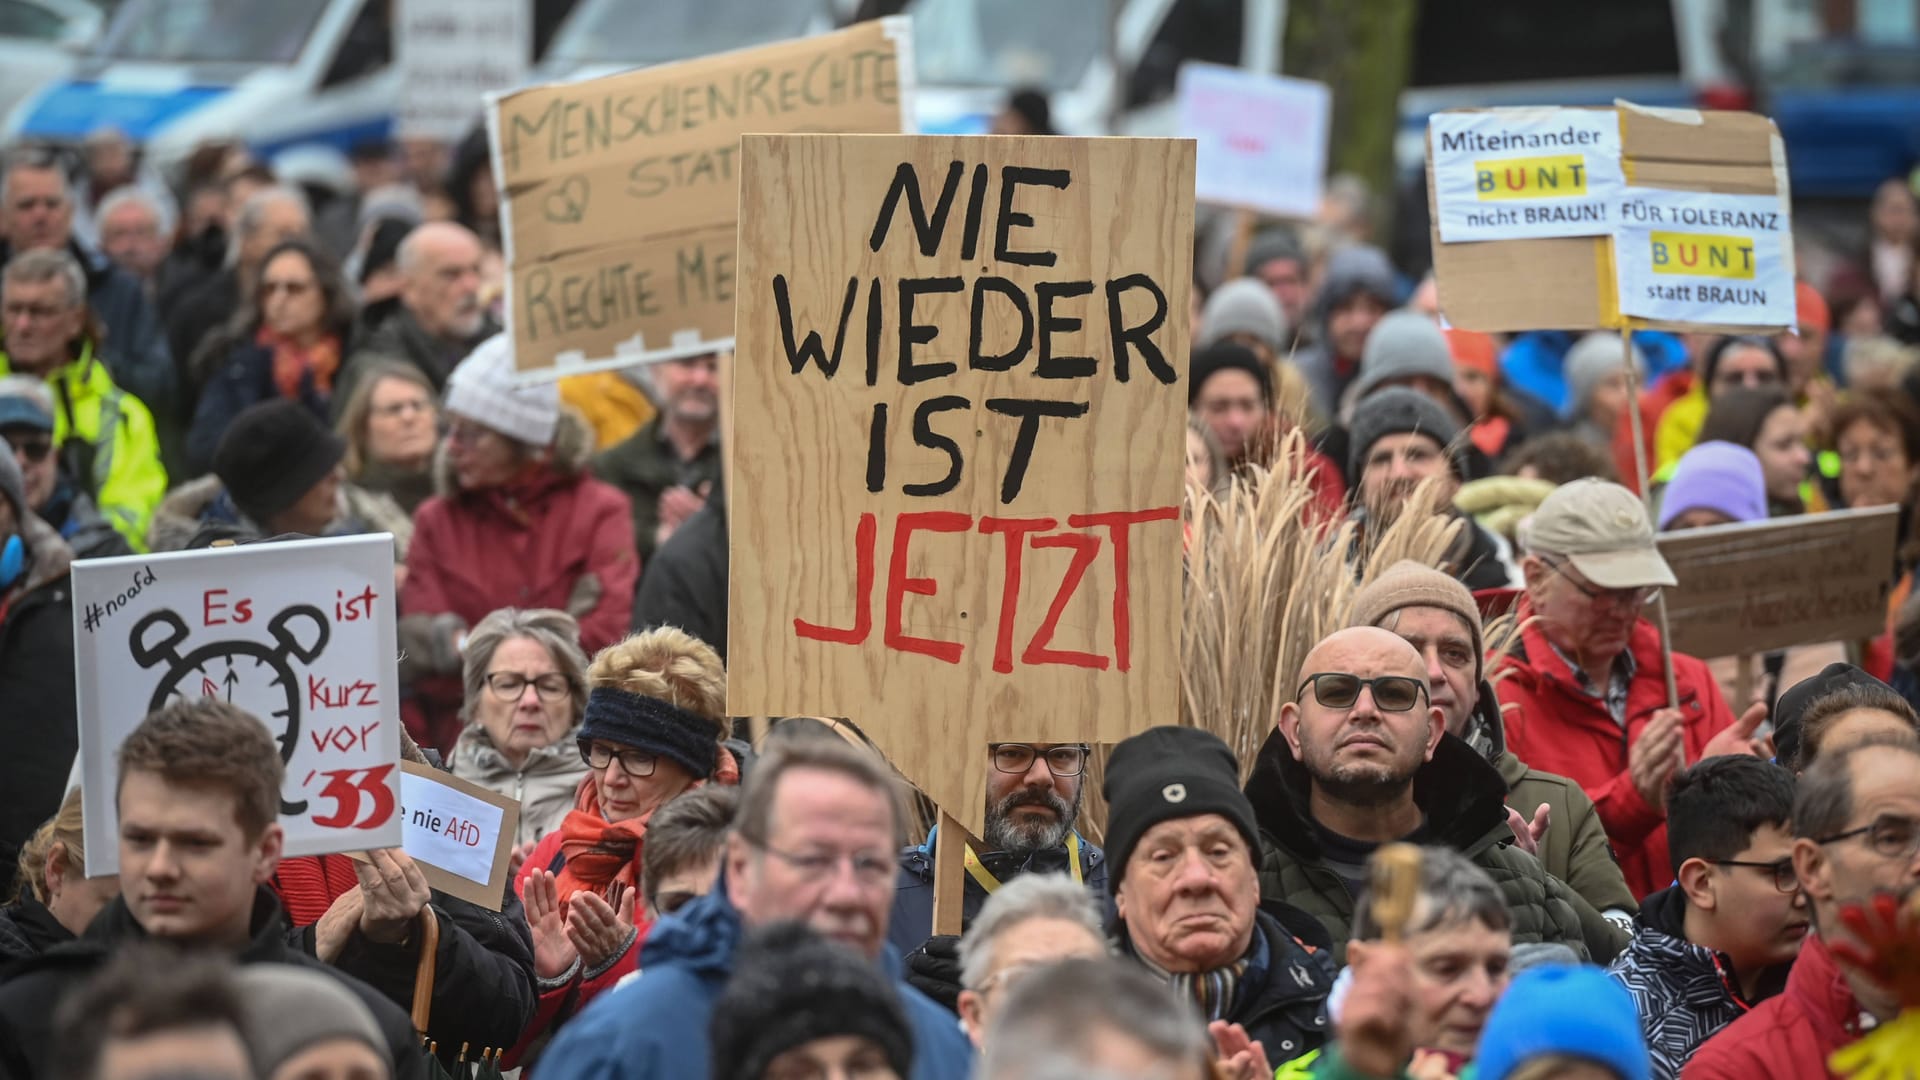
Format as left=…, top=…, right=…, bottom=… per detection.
left=888, top=830, right=1109, bottom=955
left=1500, top=330, right=1687, bottom=413
left=186, top=340, right=332, bottom=475
left=535, top=874, right=975, bottom=1080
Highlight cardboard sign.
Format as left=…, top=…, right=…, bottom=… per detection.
left=394, top=761, right=520, bottom=910
left=71, top=537, right=402, bottom=875
left=1176, top=63, right=1328, bottom=218
left=1430, top=108, right=1625, bottom=242
left=726, top=134, right=1194, bottom=836
left=486, top=19, right=913, bottom=377
left=1427, top=105, right=1791, bottom=334
left=1615, top=188, right=1794, bottom=326
left=1655, top=507, right=1898, bottom=659
left=397, top=0, right=530, bottom=141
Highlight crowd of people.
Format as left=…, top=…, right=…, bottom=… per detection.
left=0, top=101, right=1917, bottom=1080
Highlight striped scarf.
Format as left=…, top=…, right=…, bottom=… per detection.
left=1134, top=948, right=1252, bottom=1022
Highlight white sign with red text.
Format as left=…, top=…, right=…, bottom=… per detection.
left=1176, top=62, right=1329, bottom=217
left=72, top=536, right=402, bottom=875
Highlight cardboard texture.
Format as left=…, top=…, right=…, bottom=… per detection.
left=1655, top=507, right=1898, bottom=659
left=351, top=762, right=522, bottom=911
left=1427, top=105, right=1792, bottom=334
left=726, top=133, right=1193, bottom=836
left=488, top=19, right=910, bottom=376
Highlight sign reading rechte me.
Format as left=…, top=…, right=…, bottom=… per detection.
left=487, top=19, right=912, bottom=377
left=726, top=134, right=1194, bottom=836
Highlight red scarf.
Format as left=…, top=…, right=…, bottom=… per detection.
left=553, top=745, right=740, bottom=903
left=257, top=325, right=341, bottom=401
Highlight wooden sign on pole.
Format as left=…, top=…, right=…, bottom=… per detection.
left=726, top=134, right=1194, bottom=867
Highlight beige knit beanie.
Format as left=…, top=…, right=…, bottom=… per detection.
left=1350, top=560, right=1485, bottom=685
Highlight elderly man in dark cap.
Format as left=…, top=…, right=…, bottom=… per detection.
left=1105, top=725, right=1334, bottom=1070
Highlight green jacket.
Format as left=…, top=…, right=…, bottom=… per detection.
left=0, top=341, right=165, bottom=551
left=590, top=414, right=722, bottom=564
left=1308, top=1041, right=1477, bottom=1080
left=1471, top=683, right=1639, bottom=922
left=1244, top=729, right=1615, bottom=967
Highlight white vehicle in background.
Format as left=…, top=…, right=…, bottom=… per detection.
left=532, top=0, right=834, bottom=83
left=0, top=0, right=105, bottom=123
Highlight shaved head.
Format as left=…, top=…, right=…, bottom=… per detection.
left=1281, top=626, right=1445, bottom=820
left=1295, top=626, right=1427, bottom=690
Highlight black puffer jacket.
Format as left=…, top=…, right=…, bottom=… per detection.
left=0, top=518, right=75, bottom=893
left=0, top=896, right=71, bottom=967
left=1244, top=728, right=1600, bottom=965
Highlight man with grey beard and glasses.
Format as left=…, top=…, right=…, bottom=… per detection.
left=890, top=742, right=1110, bottom=1010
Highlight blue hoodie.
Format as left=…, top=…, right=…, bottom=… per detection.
left=534, top=873, right=975, bottom=1080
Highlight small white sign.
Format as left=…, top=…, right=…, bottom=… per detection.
left=1176, top=63, right=1329, bottom=218
left=1431, top=108, right=1626, bottom=242
left=72, top=537, right=402, bottom=875
left=400, top=766, right=507, bottom=888
left=1614, top=187, right=1795, bottom=327
left=397, top=0, right=529, bottom=141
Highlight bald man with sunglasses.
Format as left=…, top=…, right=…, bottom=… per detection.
left=1243, top=626, right=1597, bottom=964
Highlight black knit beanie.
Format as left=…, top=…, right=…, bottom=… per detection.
left=710, top=921, right=914, bottom=1080
left=1102, top=726, right=1261, bottom=894
left=578, top=687, right=720, bottom=781
left=1190, top=341, right=1273, bottom=407
left=1347, top=386, right=1462, bottom=480
left=212, top=399, right=346, bottom=526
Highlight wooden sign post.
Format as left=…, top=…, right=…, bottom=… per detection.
left=727, top=134, right=1195, bottom=932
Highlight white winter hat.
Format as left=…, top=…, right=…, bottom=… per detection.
left=444, top=333, right=559, bottom=447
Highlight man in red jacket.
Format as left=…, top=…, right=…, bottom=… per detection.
left=1683, top=732, right=1920, bottom=1078
left=1495, top=479, right=1765, bottom=899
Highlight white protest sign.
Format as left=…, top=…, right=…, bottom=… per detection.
left=1176, top=63, right=1329, bottom=218
left=1615, top=188, right=1795, bottom=326
left=1430, top=108, right=1625, bottom=242
left=397, top=0, right=529, bottom=141
left=71, top=537, right=402, bottom=875
left=391, top=761, right=519, bottom=909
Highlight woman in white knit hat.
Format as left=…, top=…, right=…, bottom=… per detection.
left=398, top=334, right=638, bottom=752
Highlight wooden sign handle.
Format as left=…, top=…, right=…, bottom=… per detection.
left=932, top=810, right=969, bottom=937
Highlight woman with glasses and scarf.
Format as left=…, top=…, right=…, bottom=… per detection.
left=185, top=239, right=355, bottom=476
left=504, top=625, right=740, bottom=1067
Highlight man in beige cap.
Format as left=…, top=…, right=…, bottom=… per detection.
left=1493, top=479, right=1766, bottom=900
left=1352, top=560, right=1637, bottom=927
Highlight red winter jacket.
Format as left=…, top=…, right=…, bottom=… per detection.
left=400, top=452, right=636, bottom=748
left=1493, top=600, right=1736, bottom=899
left=1682, top=933, right=1870, bottom=1080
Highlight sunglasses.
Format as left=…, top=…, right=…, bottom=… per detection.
left=5, top=435, right=52, bottom=464
left=1295, top=673, right=1428, bottom=712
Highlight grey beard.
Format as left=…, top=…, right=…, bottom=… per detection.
left=983, top=787, right=1080, bottom=856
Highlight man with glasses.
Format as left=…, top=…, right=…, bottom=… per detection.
left=1248, top=626, right=1593, bottom=963
left=0, top=375, right=129, bottom=558
left=1685, top=731, right=1920, bottom=1078
left=536, top=727, right=974, bottom=1079
left=1497, top=478, right=1761, bottom=900
left=954, top=873, right=1110, bottom=1051
left=890, top=740, right=1109, bottom=978
left=1608, top=756, right=1807, bottom=1078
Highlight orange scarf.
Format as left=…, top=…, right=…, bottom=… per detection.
left=258, top=326, right=341, bottom=401
left=552, top=745, right=740, bottom=903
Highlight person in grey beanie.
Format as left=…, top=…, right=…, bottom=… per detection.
left=1199, top=278, right=1289, bottom=362
left=1561, top=331, right=1643, bottom=453
left=1348, top=388, right=1519, bottom=590
left=1292, top=245, right=1399, bottom=418
left=1346, top=310, right=1465, bottom=414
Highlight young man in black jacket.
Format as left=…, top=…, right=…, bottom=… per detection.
left=1606, top=755, right=1808, bottom=1079
left=0, top=700, right=425, bottom=1080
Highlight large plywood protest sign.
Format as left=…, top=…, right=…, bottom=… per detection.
left=727, top=134, right=1194, bottom=843
left=1427, top=105, right=1792, bottom=335
left=71, top=537, right=401, bottom=875
left=1176, top=63, right=1329, bottom=219
left=487, top=19, right=912, bottom=377
left=1656, top=507, right=1899, bottom=659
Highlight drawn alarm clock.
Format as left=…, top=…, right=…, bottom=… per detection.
left=131, top=604, right=331, bottom=816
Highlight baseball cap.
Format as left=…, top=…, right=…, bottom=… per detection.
left=1525, top=478, right=1676, bottom=590
left=0, top=377, right=54, bottom=433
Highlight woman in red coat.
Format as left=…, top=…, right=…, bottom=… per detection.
left=398, top=334, right=637, bottom=751
left=506, top=626, right=738, bottom=1065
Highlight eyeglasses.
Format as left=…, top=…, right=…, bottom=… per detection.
left=1816, top=814, right=1920, bottom=863
left=1544, top=558, right=1659, bottom=610
left=1712, top=858, right=1800, bottom=893
left=1295, top=673, right=1428, bottom=712
left=485, top=671, right=570, bottom=702
left=990, top=744, right=1090, bottom=777
left=4, top=434, right=51, bottom=464
left=755, top=843, right=896, bottom=888
left=578, top=740, right=658, bottom=778
left=260, top=279, right=315, bottom=297
left=2, top=302, right=70, bottom=322
left=371, top=399, right=431, bottom=420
